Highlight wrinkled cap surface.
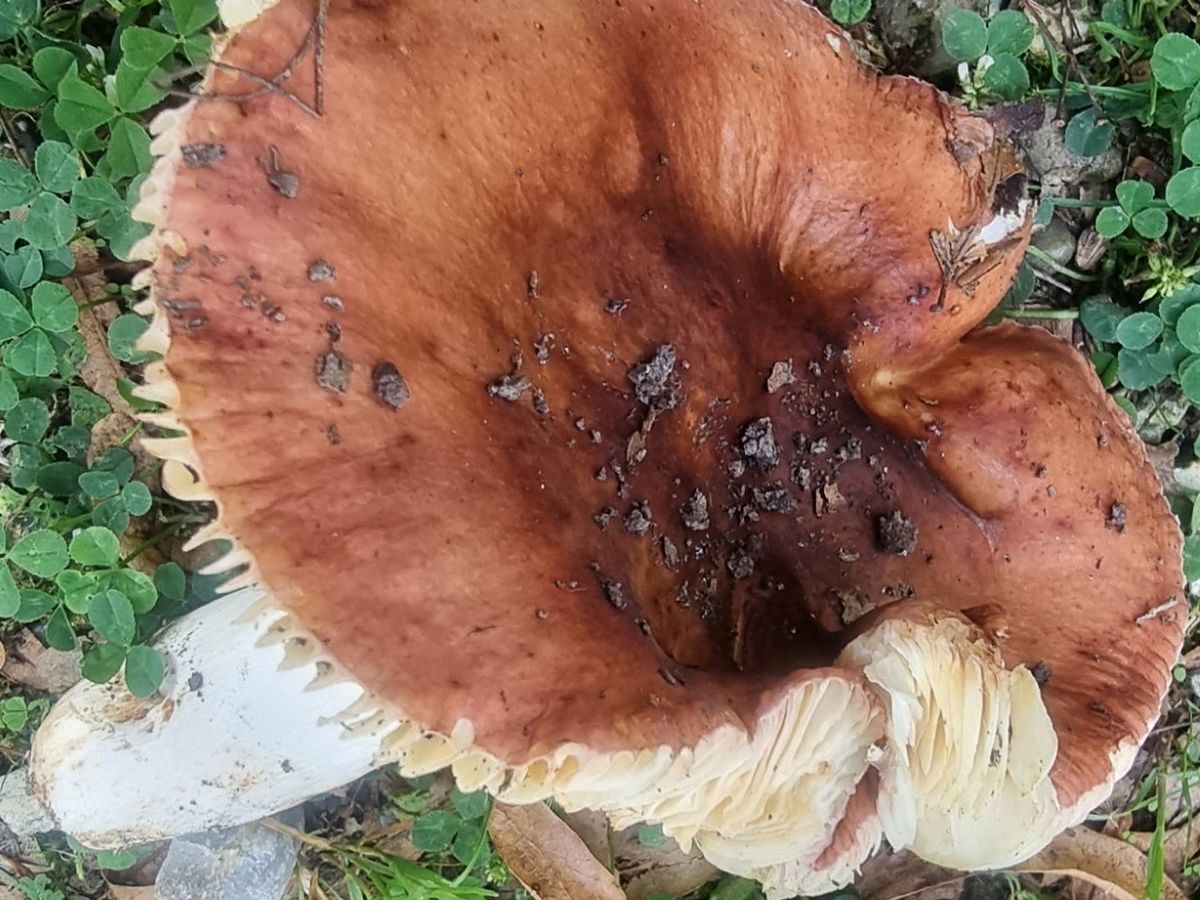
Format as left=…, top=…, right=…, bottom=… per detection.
left=138, top=0, right=1181, bottom=849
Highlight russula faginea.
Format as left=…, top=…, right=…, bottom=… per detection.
left=29, top=0, right=1185, bottom=896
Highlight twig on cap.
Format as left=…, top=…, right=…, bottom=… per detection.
left=153, top=0, right=329, bottom=118
left=1135, top=596, right=1179, bottom=626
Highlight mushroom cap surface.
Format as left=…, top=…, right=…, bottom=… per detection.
left=115, top=0, right=1184, bottom=891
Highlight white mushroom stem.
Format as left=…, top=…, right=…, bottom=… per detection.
left=29, top=588, right=384, bottom=848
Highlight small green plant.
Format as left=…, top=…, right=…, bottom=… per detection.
left=1095, top=180, right=1170, bottom=240
left=1, top=873, right=64, bottom=900
left=1058, top=30, right=1200, bottom=220
left=829, top=0, right=871, bottom=27
left=0, top=0, right=222, bottom=699
left=944, top=9, right=1035, bottom=103
left=0, top=694, right=46, bottom=732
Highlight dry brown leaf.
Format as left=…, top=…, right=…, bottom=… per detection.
left=107, top=885, right=155, bottom=900
left=560, top=809, right=611, bottom=868
left=611, top=824, right=718, bottom=900
left=68, top=272, right=133, bottom=420
left=855, top=850, right=963, bottom=900
left=1125, top=824, right=1200, bottom=883
left=1, top=632, right=81, bottom=693
left=488, top=802, right=623, bottom=900
left=1015, top=826, right=1186, bottom=900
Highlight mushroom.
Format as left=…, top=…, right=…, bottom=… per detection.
left=29, top=0, right=1183, bottom=896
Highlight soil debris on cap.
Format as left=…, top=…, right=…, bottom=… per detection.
left=593, top=507, right=616, bottom=530
left=790, top=459, right=813, bottom=490
left=681, top=489, right=710, bottom=531
left=752, top=484, right=794, bottom=513
left=605, top=297, right=630, bottom=314
left=181, top=143, right=227, bottom=168
left=532, top=388, right=550, bottom=415
left=628, top=344, right=682, bottom=410
left=740, top=417, right=780, bottom=470
left=727, top=548, right=755, bottom=580
left=527, top=270, right=540, bottom=299
left=264, top=145, right=300, bottom=198
left=624, top=501, right=652, bottom=536
left=1031, top=661, right=1052, bottom=685
left=487, top=374, right=532, bottom=402
left=325, top=322, right=342, bottom=342
left=1106, top=501, right=1127, bottom=533
left=661, top=536, right=680, bottom=568
left=836, top=589, right=873, bottom=625
left=322, top=295, right=345, bottom=311
left=533, top=333, right=555, bottom=364
left=601, top=579, right=626, bottom=609
left=766, top=360, right=795, bottom=394
left=626, top=427, right=648, bottom=468
left=834, top=437, right=862, bottom=463
left=307, top=259, right=336, bottom=282
left=876, top=510, right=919, bottom=556
left=372, top=362, right=412, bottom=410
left=315, top=351, right=352, bottom=393
left=326, top=424, right=341, bottom=444
left=816, top=479, right=846, bottom=516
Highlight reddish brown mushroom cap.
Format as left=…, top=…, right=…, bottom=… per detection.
left=129, top=0, right=1183, bottom=888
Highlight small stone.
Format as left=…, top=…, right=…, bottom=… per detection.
left=766, top=360, right=795, bottom=394
left=181, top=143, right=227, bottom=168
left=532, top=388, right=550, bottom=415
left=527, top=270, right=540, bottom=299
left=1032, top=216, right=1076, bottom=267
left=1023, top=107, right=1123, bottom=195
left=314, top=351, right=351, bottom=393
left=321, top=295, right=344, bottom=311
left=0, top=768, right=54, bottom=836
left=372, top=362, right=412, bottom=410
left=740, top=417, right=779, bottom=470
left=487, top=374, right=532, bottom=401
left=156, top=812, right=302, bottom=900
left=307, top=259, right=335, bottom=282
left=605, top=297, right=630, bottom=314
left=681, top=489, right=710, bottom=531
left=876, top=511, right=919, bottom=556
